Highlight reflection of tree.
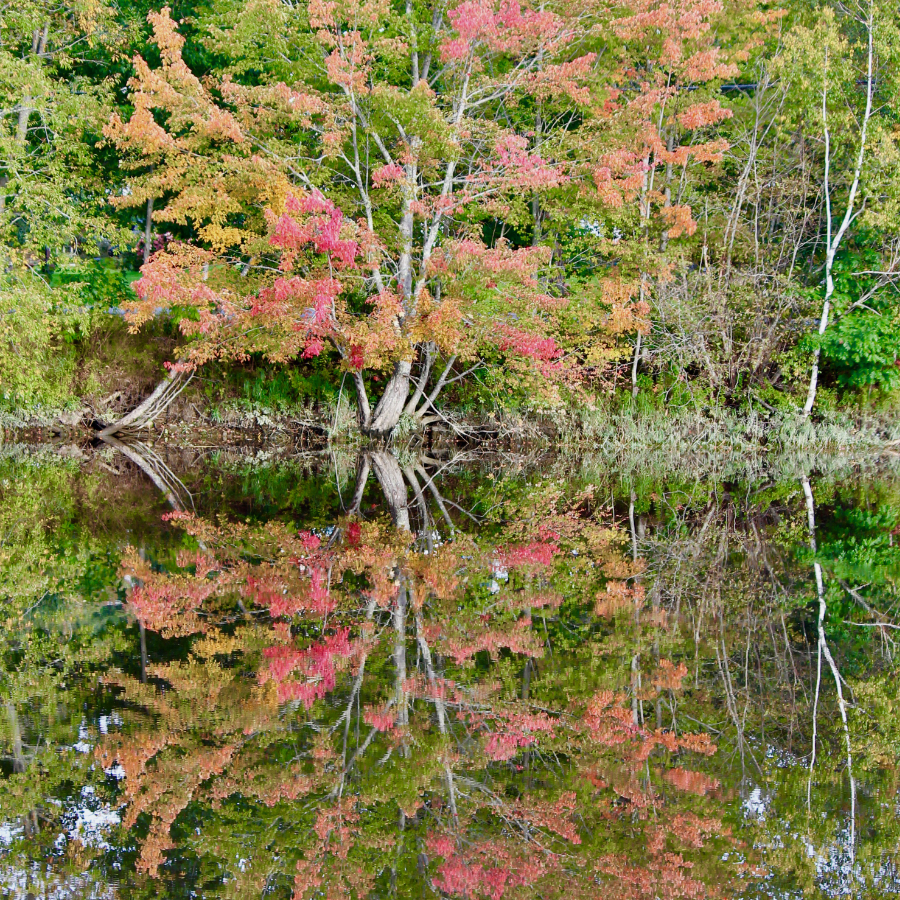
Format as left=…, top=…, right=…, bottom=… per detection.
left=629, top=475, right=900, bottom=896
left=97, top=453, right=740, bottom=898
left=0, top=460, right=128, bottom=896
left=100, top=436, right=195, bottom=513
left=5, top=454, right=899, bottom=898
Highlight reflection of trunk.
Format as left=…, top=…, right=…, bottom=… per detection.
left=403, top=465, right=433, bottom=553
left=348, top=455, right=371, bottom=515
left=99, top=435, right=192, bottom=511
left=350, top=449, right=462, bottom=537
left=139, top=620, right=148, bottom=683
left=394, top=588, right=409, bottom=757
left=802, top=475, right=856, bottom=853
left=369, top=451, right=410, bottom=530
left=5, top=701, right=25, bottom=774
left=415, top=612, right=458, bottom=826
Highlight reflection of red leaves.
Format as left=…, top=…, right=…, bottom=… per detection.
left=663, top=767, right=720, bottom=796
left=363, top=707, right=396, bottom=732
left=482, top=709, right=556, bottom=760
left=260, top=629, right=354, bottom=707
left=585, top=690, right=717, bottom=762
left=444, top=618, right=543, bottom=663
left=426, top=832, right=456, bottom=859
left=496, top=540, right=559, bottom=570
left=433, top=838, right=558, bottom=899
left=652, top=659, right=689, bottom=692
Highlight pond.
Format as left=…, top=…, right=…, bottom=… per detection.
left=1, top=440, right=898, bottom=898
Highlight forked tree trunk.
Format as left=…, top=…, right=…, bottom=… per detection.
left=354, top=360, right=413, bottom=438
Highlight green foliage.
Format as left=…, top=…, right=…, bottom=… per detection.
left=0, top=275, right=96, bottom=410
left=813, top=250, right=900, bottom=394
left=51, top=262, right=139, bottom=311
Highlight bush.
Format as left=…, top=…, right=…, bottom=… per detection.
left=0, top=275, right=94, bottom=411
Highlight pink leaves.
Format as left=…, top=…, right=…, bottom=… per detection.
left=268, top=192, right=359, bottom=270
left=442, top=0, right=500, bottom=60
left=592, top=149, right=646, bottom=208
left=498, top=327, right=562, bottom=364
left=441, top=0, right=561, bottom=61
left=492, top=135, right=566, bottom=190
left=528, top=54, right=598, bottom=104
left=677, top=99, right=732, bottom=130
left=251, top=274, right=341, bottom=359
left=371, top=162, right=404, bottom=187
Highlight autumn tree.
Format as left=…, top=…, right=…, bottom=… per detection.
left=102, top=0, right=763, bottom=435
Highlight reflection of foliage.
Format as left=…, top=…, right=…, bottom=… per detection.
left=0, top=458, right=130, bottom=884
left=2, top=457, right=900, bottom=898
left=93, top=480, right=741, bottom=899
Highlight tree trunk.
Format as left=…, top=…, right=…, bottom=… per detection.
left=143, top=196, right=154, bottom=266
left=363, top=360, right=412, bottom=437
left=631, top=330, right=642, bottom=398
left=97, top=369, right=192, bottom=437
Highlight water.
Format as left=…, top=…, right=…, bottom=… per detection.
left=1, top=440, right=898, bottom=898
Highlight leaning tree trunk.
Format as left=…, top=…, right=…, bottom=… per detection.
left=354, top=360, right=412, bottom=438
left=98, top=369, right=192, bottom=438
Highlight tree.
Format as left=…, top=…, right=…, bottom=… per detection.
left=104, top=0, right=732, bottom=435
left=775, top=0, right=900, bottom=415
left=0, top=0, right=120, bottom=259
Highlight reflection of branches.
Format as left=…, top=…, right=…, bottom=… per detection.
left=349, top=450, right=483, bottom=537
left=802, top=476, right=856, bottom=855
left=839, top=579, right=899, bottom=659
left=100, top=435, right=195, bottom=512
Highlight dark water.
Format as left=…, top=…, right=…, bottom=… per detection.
left=1, top=441, right=899, bottom=898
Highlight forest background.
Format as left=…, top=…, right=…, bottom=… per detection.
left=3, top=0, right=900, bottom=440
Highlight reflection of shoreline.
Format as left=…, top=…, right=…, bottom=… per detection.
left=1, top=449, right=898, bottom=899
left=3, top=435, right=900, bottom=505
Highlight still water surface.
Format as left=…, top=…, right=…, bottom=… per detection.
left=1, top=442, right=898, bottom=898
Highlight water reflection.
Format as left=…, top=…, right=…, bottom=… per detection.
left=1, top=447, right=898, bottom=897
